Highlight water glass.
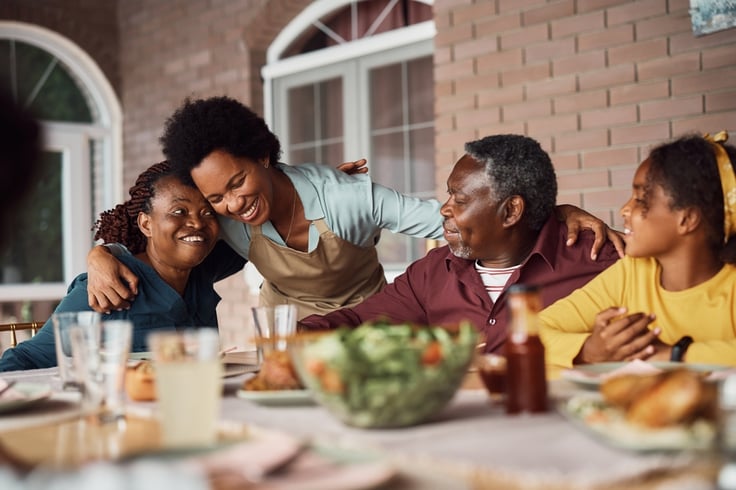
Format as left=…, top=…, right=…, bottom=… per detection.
left=251, top=304, right=298, bottom=364
left=51, top=311, right=101, bottom=391
left=70, top=319, right=132, bottom=423
left=149, top=329, right=222, bottom=448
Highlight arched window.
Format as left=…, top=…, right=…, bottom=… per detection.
left=0, top=22, right=122, bottom=308
left=263, top=0, right=435, bottom=272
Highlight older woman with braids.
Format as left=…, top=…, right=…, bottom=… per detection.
left=0, top=161, right=245, bottom=371
left=540, top=132, right=736, bottom=377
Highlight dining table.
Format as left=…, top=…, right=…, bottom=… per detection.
left=0, top=357, right=723, bottom=490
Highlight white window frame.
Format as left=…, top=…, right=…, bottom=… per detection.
left=0, top=21, right=123, bottom=301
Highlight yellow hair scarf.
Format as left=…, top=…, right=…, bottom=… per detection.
left=704, top=131, right=736, bottom=243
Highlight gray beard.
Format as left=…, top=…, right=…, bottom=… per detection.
left=449, top=241, right=472, bottom=260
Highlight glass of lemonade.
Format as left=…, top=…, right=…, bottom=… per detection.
left=148, top=329, right=222, bottom=448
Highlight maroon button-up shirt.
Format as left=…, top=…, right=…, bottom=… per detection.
left=300, top=215, right=620, bottom=353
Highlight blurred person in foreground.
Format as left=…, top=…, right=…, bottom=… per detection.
left=0, top=89, right=42, bottom=244
left=540, top=132, right=736, bottom=377
left=300, top=134, right=622, bottom=355
left=0, top=161, right=244, bottom=371
left=86, top=96, right=620, bottom=320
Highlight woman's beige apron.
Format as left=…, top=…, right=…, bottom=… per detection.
left=248, top=219, right=386, bottom=319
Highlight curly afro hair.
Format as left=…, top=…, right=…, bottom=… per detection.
left=465, top=134, right=557, bottom=231
left=160, top=96, right=281, bottom=179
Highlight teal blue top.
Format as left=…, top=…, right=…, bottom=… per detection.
left=0, top=242, right=245, bottom=371
left=217, top=163, right=443, bottom=258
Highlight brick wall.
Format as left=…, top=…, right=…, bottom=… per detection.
left=433, top=0, right=736, bottom=229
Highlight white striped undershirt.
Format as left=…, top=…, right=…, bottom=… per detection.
left=474, top=261, right=521, bottom=302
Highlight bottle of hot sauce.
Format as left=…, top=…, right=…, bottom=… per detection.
left=505, top=284, right=548, bottom=414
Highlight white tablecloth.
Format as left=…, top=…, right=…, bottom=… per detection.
left=0, top=367, right=715, bottom=489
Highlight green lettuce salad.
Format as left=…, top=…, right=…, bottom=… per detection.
left=291, top=321, right=478, bottom=428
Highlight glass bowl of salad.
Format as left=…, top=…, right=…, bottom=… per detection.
left=289, top=321, right=478, bottom=428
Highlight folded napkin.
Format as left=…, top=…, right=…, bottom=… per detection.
left=182, top=425, right=304, bottom=481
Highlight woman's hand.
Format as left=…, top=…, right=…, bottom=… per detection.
left=556, top=204, right=625, bottom=260
left=575, top=307, right=661, bottom=364
left=336, top=158, right=368, bottom=175
left=86, top=245, right=139, bottom=313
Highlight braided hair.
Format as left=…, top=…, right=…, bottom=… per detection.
left=93, top=161, right=183, bottom=254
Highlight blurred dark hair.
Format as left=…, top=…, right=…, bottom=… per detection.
left=93, top=161, right=195, bottom=254
left=0, top=88, right=42, bottom=249
left=646, top=134, right=736, bottom=263
left=465, top=134, right=557, bottom=231
left=160, top=96, right=281, bottom=180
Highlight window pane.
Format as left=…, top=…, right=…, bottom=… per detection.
left=371, top=132, right=405, bottom=190
left=0, top=40, right=92, bottom=123
left=409, top=126, right=435, bottom=197
left=286, top=78, right=343, bottom=165
left=370, top=63, right=403, bottom=130
left=1, top=151, right=63, bottom=284
left=280, top=1, right=433, bottom=59
left=407, top=56, right=433, bottom=125
left=288, top=85, right=316, bottom=145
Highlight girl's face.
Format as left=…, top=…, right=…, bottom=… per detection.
left=619, top=158, right=682, bottom=259
left=138, top=175, right=219, bottom=270
left=191, top=149, right=274, bottom=225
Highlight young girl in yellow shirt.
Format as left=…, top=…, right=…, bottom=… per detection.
left=540, top=132, right=736, bottom=373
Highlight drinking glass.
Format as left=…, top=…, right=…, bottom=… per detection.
left=251, top=304, right=298, bottom=365
left=149, top=329, right=222, bottom=448
left=70, top=319, right=132, bottom=423
left=51, top=311, right=101, bottom=391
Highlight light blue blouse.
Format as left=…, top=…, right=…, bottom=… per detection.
left=217, top=163, right=443, bottom=258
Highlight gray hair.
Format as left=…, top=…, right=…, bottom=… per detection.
left=465, top=134, right=557, bottom=231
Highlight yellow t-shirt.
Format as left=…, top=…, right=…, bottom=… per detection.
left=539, top=256, right=736, bottom=376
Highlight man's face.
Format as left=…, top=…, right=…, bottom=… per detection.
left=440, top=154, right=505, bottom=261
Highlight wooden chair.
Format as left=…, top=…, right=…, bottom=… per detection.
left=0, top=322, right=44, bottom=347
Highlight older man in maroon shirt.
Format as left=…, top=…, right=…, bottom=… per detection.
left=300, top=134, right=621, bottom=353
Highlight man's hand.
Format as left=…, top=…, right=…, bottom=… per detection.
left=336, top=158, right=368, bottom=175
left=575, top=307, right=661, bottom=364
left=86, top=245, right=139, bottom=313
left=557, top=204, right=625, bottom=260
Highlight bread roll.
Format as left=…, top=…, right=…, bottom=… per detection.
left=125, top=361, right=156, bottom=401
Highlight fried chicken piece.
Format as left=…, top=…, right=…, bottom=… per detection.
left=243, top=351, right=303, bottom=391
left=600, top=373, right=662, bottom=409
left=626, top=369, right=705, bottom=428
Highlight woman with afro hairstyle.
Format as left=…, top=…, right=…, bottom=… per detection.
left=86, top=96, right=619, bottom=319
left=0, top=161, right=244, bottom=371
left=541, top=132, right=736, bottom=376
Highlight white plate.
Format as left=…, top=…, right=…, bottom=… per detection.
left=561, top=361, right=725, bottom=390
left=0, top=382, right=52, bottom=415
left=128, top=354, right=258, bottom=378
left=560, top=393, right=715, bottom=452
left=236, top=388, right=313, bottom=406
left=223, top=363, right=259, bottom=378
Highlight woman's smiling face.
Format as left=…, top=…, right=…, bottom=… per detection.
left=619, top=159, right=682, bottom=259
left=191, top=149, right=274, bottom=225
left=138, top=175, right=220, bottom=270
